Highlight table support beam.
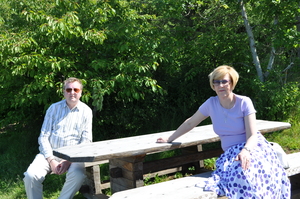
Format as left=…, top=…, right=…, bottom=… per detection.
left=181, top=144, right=205, bottom=173
left=109, top=154, right=146, bottom=193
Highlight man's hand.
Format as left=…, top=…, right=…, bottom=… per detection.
left=56, top=160, right=72, bottom=175
left=49, top=159, right=59, bottom=174
left=49, top=159, right=71, bottom=175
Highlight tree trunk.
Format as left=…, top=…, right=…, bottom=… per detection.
left=267, top=47, right=275, bottom=71
left=240, top=0, right=264, bottom=82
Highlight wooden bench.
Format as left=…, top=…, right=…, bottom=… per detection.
left=52, top=120, right=291, bottom=198
left=79, top=160, right=108, bottom=199
left=109, top=151, right=300, bottom=199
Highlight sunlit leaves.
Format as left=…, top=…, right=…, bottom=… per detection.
left=0, top=0, right=165, bottom=127
left=0, top=0, right=299, bottom=133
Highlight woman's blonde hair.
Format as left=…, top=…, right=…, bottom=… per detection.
left=208, top=65, right=239, bottom=90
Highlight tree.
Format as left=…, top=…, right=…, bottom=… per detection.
left=239, top=0, right=300, bottom=82
left=240, top=0, right=263, bottom=81
left=0, top=0, right=299, bottom=138
left=0, top=0, right=164, bottom=133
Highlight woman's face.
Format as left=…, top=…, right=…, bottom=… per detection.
left=213, top=73, right=233, bottom=98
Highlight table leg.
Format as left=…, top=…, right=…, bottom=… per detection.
left=109, top=154, right=146, bottom=193
left=80, top=164, right=102, bottom=197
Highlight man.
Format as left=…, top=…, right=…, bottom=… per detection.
left=24, top=77, right=93, bottom=199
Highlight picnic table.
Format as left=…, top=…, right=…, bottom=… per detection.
left=53, top=120, right=291, bottom=194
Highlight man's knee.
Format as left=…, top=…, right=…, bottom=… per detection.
left=23, top=170, right=45, bottom=185
left=68, top=169, right=86, bottom=182
left=67, top=164, right=86, bottom=184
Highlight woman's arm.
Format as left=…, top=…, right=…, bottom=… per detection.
left=157, top=110, right=208, bottom=143
left=244, top=112, right=258, bottom=150
left=235, top=113, right=258, bottom=170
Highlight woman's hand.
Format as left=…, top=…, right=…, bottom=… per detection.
left=235, top=148, right=251, bottom=170
left=156, top=137, right=170, bottom=143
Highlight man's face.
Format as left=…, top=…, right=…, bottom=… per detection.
left=63, top=81, right=82, bottom=107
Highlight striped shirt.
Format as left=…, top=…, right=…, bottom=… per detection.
left=38, top=99, right=93, bottom=159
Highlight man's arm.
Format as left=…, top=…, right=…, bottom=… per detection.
left=38, top=105, right=55, bottom=159
left=79, top=104, right=93, bottom=144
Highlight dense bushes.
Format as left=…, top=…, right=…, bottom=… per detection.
left=0, top=0, right=299, bottom=140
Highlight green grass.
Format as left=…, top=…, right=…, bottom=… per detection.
left=0, top=120, right=299, bottom=198
left=264, top=122, right=300, bottom=154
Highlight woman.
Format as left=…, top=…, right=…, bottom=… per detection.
left=157, top=65, right=290, bottom=198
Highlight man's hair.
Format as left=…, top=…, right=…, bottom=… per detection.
left=63, top=77, right=83, bottom=90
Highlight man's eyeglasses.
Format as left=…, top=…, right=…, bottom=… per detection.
left=213, top=79, right=230, bottom=86
left=65, top=88, right=81, bottom=93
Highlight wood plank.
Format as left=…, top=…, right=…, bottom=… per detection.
left=256, top=120, right=291, bottom=133
left=93, top=165, right=102, bottom=194
left=291, top=189, right=300, bottom=199
left=143, top=148, right=223, bottom=174
left=143, top=167, right=183, bottom=178
left=92, top=194, right=110, bottom=199
left=110, top=159, right=144, bottom=173
left=109, top=156, right=145, bottom=193
left=110, top=181, right=128, bottom=194
left=99, top=182, right=110, bottom=190
left=54, top=120, right=291, bottom=162
left=84, top=160, right=108, bottom=167
left=181, top=145, right=204, bottom=173
left=286, top=152, right=300, bottom=177
left=110, top=177, right=144, bottom=193
left=109, top=171, right=217, bottom=199
left=110, top=177, right=140, bottom=189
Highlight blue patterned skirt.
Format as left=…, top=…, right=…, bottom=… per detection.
left=201, top=133, right=291, bottom=198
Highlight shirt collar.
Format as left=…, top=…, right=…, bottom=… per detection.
left=63, top=99, right=81, bottom=111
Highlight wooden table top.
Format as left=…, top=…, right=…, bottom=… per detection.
left=53, top=120, right=291, bottom=162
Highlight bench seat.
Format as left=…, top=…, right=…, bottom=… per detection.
left=285, top=152, right=300, bottom=177
left=109, top=152, right=300, bottom=199
left=109, top=171, right=219, bottom=199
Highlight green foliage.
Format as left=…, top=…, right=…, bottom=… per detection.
left=1, top=0, right=299, bottom=136
left=239, top=76, right=300, bottom=123
left=144, top=173, right=170, bottom=185
left=0, top=0, right=164, bottom=132
left=265, top=123, right=300, bottom=153
left=244, top=0, right=300, bottom=74
left=204, top=157, right=217, bottom=170
left=174, top=172, right=184, bottom=179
